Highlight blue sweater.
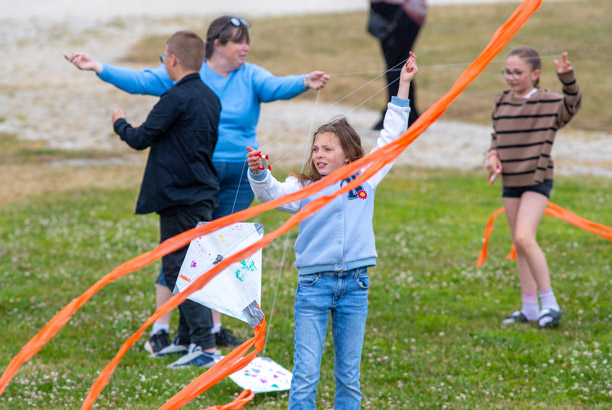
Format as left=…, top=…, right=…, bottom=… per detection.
left=248, top=98, right=411, bottom=274
left=99, top=61, right=308, bottom=162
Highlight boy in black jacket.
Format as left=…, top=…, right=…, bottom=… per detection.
left=112, top=30, right=221, bottom=368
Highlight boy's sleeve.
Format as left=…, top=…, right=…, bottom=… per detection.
left=247, top=169, right=302, bottom=214
left=114, top=93, right=178, bottom=149
left=99, top=63, right=175, bottom=96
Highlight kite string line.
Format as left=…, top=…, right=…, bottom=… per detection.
left=326, top=54, right=563, bottom=76
left=267, top=71, right=402, bottom=168
left=263, top=53, right=563, bottom=166
left=256, top=57, right=408, bottom=157
left=259, top=58, right=408, bottom=168
left=262, top=223, right=291, bottom=357
left=263, top=88, right=320, bottom=356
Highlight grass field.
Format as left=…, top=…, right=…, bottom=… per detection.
left=1, top=167, right=611, bottom=409
left=2, top=0, right=612, bottom=408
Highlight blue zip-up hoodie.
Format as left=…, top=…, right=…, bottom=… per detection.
left=99, top=61, right=307, bottom=162
left=248, top=97, right=410, bottom=275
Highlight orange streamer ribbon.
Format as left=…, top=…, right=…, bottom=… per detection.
left=1, top=0, right=543, bottom=408
left=477, top=201, right=612, bottom=267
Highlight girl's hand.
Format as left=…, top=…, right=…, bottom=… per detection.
left=554, top=52, right=573, bottom=74
left=485, top=153, right=502, bottom=181
left=400, top=51, right=418, bottom=83
left=246, top=146, right=264, bottom=174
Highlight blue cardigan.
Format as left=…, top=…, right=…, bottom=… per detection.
left=248, top=97, right=411, bottom=274
left=100, top=61, right=308, bottom=162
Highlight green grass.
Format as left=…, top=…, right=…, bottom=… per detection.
left=1, top=168, right=611, bottom=409
left=124, top=0, right=612, bottom=132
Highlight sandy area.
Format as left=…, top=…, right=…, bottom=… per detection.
left=1, top=1, right=610, bottom=179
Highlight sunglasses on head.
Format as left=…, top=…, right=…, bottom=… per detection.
left=215, top=17, right=249, bottom=39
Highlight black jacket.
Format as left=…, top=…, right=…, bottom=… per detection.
left=114, top=73, right=221, bottom=215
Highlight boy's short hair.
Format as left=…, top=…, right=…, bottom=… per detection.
left=166, top=30, right=205, bottom=72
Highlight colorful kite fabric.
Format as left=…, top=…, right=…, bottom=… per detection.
left=175, top=222, right=265, bottom=328
left=222, top=356, right=292, bottom=394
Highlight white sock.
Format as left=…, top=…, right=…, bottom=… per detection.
left=211, top=323, right=222, bottom=334
left=521, top=292, right=539, bottom=321
left=539, top=288, right=560, bottom=312
left=151, top=323, right=169, bottom=336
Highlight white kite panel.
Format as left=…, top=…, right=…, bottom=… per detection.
left=174, top=222, right=264, bottom=326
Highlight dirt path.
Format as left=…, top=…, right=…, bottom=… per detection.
left=2, top=11, right=610, bottom=190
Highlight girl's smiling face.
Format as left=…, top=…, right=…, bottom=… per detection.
left=504, top=55, right=540, bottom=97
left=311, top=132, right=349, bottom=176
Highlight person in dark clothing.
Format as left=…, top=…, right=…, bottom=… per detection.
left=369, top=0, right=427, bottom=129
left=112, top=30, right=221, bottom=369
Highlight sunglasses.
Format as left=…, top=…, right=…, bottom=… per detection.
left=215, top=17, right=249, bottom=39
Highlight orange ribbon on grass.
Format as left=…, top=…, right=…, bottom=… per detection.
left=477, top=201, right=612, bottom=267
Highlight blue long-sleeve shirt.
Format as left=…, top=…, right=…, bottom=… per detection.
left=99, top=61, right=308, bottom=162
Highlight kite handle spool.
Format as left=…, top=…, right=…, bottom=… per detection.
left=257, top=153, right=271, bottom=171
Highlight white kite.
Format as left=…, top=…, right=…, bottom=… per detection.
left=174, top=221, right=293, bottom=393
left=174, top=222, right=265, bottom=328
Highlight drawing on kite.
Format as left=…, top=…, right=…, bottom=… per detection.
left=175, top=222, right=265, bottom=329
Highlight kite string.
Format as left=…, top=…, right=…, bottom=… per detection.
left=326, top=54, right=564, bottom=76
left=257, top=57, right=408, bottom=159
left=263, top=87, right=321, bottom=356
left=261, top=58, right=408, bottom=168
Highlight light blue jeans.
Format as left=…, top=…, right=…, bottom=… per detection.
left=289, top=267, right=369, bottom=410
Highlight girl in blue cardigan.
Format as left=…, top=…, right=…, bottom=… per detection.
left=247, top=53, right=417, bottom=410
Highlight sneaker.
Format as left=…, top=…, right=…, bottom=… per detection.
left=502, top=311, right=528, bottom=325
left=215, top=327, right=244, bottom=347
left=144, top=329, right=170, bottom=355
left=168, top=344, right=217, bottom=369
left=149, top=336, right=188, bottom=358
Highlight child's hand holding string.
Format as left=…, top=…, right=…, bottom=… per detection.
left=246, top=146, right=271, bottom=174
left=397, top=51, right=418, bottom=99
left=401, top=51, right=418, bottom=83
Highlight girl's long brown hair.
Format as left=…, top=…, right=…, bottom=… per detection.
left=292, top=116, right=365, bottom=183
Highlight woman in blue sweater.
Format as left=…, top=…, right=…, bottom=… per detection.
left=65, top=15, right=329, bottom=353
left=247, top=52, right=417, bottom=410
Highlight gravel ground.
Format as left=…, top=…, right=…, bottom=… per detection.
left=1, top=6, right=610, bottom=178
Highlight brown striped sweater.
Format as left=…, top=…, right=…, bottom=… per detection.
left=490, top=70, right=582, bottom=187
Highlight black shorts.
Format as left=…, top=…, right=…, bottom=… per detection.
left=502, top=179, right=553, bottom=199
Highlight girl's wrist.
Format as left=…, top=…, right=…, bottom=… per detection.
left=487, top=151, right=499, bottom=159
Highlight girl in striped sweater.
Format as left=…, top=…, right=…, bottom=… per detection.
left=485, top=46, right=582, bottom=329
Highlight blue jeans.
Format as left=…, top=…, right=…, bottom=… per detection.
left=289, top=267, right=369, bottom=410
left=212, top=160, right=255, bottom=219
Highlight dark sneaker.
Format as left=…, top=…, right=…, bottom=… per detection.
left=538, top=308, right=563, bottom=329
left=215, top=327, right=244, bottom=347
left=144, top=329, right=170, bottom=355
left=149, top=336, right=188, bottom=358
left=502, top=311, right=529, bottom=325
left=168, top=344, right=217, bottom=369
